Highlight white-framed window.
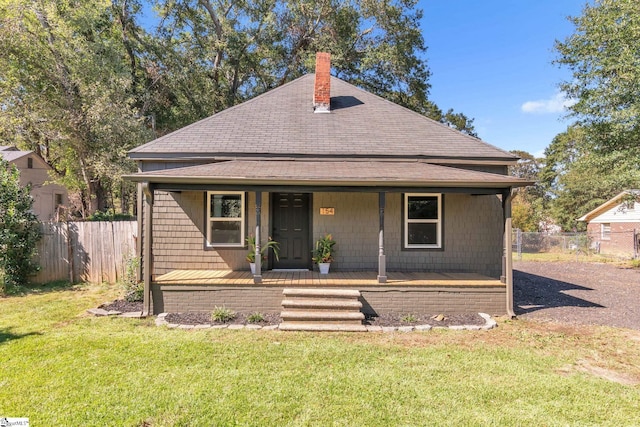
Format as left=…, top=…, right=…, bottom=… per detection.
left=404, top=193, right=442, bottom=249
left=206, top=191, right=245, bottom=247
left=601, top=223, right=611, bottom=240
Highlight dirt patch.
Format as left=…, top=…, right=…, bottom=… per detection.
left=515, top=261, right=640, bottom=330
left=558, top=360, right=640, bottom=386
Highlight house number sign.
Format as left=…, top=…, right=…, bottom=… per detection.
left=320, top=207, right=335, bottom=215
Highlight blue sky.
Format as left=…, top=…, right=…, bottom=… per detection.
left=420, top=0, right=589, bottom=157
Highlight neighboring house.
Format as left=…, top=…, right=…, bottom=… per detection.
left=0, top=146, right=68, bottom=221
left=126, top=53, right=531, bottom=320
left=578, top=190, right=640, bottom=259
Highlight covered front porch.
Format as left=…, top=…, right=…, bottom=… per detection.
left=151, top=269, right=506, bottom=316
left=155, top=269, right=503, bottom=287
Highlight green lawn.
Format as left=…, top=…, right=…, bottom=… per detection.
left=1, top=283, right=639, bottom=426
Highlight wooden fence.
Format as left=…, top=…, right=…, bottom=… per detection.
left=32, top=221, right=138, bottom=284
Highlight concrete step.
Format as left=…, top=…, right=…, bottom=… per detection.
left=282, top=288, right=361, bottom=299
left=281, top=298, right=362, bottom=310
left=281, top=310, right=364, bottom=322
left=279, top=322, right=368, bottom=332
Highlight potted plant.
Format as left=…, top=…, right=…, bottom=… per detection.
left=246, top=235, right=280, bottom=274
left=312, top=233, right=336, bottom=274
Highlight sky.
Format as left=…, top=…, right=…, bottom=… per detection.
left=419, top=0, right=589, bottom=157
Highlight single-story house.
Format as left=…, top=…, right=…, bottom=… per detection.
left=126, top=53, right=531, bottom=323
left=578, top=190, right=640, bottom=258
left=1, top=146, right=68, bottom=221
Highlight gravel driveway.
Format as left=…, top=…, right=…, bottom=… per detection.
left=514, top=261, right=640, bottom=330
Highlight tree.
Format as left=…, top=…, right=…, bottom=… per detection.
left=0, top=0, right=153, bottom=216
left=555, top=0, right=640, bottom=160
left=508, top=150, right=547, bottom=231
left=148, top=0, right=477, bottom=135
left=0, top=158, right=42, bottom=294
left=540, top=126, right=638, bottom=231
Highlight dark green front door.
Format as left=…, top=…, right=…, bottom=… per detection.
left=271, top=193, right=311, bottom=269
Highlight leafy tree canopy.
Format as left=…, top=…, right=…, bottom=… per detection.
left=555, top=0, right=640, bottom=158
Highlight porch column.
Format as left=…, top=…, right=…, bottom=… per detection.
left=378, top=192, right=387, bottom=283
left=142, top=182, right=153, bottom=316
left=502, top=188, right=515, bottom=318
left=254, top=191, right=262, bottom=284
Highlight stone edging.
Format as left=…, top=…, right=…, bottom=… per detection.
left=153, top=312, right=498, bottom=332
left=87, top=308, right=144, bottom=318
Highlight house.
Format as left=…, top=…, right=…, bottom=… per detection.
left=1, top=146, right=68, bottom=221
left=578, top=190, right=640, bottom=259
left=126, top=53, right=531, bottom=322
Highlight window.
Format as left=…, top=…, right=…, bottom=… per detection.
left=601, top=223, right=611, bottom=240
left=27, top=157, right=33, bottom=169
left=404, top=193, right=441, bottom=248
left=55, top=193, right=63, bottom=208
left=207, top=192, right=245, bottom=246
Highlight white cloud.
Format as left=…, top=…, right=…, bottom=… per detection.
left=521, top=92, right=576, bottom=114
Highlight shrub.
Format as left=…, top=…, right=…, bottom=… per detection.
left=247, top=312, right=265, bottom=323
left=0, top=159, right=42, bottom=294
left=401, top=314, right=418, bottom=323
left=122, top=256, right=143, bottom=302
left=211, top=306, right=236, bottom=323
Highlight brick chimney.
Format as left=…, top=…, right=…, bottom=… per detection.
left=313, top=52, right=331, bottom=113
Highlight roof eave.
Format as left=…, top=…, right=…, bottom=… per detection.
left=123, top=174, right=532, bottom=189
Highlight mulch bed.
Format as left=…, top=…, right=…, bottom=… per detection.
left=99, top=300, right=143, bottom=313
left=163, top=311, right=485, bottom=327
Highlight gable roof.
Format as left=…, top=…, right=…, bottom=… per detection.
left=0, top=149, right=32, bottom=162
left=578, top=190, right=640, bottom=222
left=130, top=74, right=517, bottom=163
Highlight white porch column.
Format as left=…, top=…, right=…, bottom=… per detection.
left=142, top=182, right=153, bottom=316
left=254, top=191, right=262, bottom=284
left=503, top=188, right=515, bottom=318
left=378, top=192, right=387, bottom=283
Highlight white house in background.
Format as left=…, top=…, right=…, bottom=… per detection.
left=1, top=146, right=68, bottom=220
left=578, top=190, right=640, bottom=258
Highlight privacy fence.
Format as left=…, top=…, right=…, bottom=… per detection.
left=513, top=229, right=639, bottom=260
left=33, top=221, right=137, bottom=284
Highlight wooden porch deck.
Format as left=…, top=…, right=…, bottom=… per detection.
left=154, top=270, right=504, bottom=287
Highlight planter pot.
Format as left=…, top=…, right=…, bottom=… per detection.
left=318, top=262, right=331, bottom=275
left=250, top=263, right=256, bottom=274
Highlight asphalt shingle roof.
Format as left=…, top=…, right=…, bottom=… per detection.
left=130, top=74, right=516, bottom=162
left=0, top=150, right=31, bottom=162
left=127, top=160, right=530, bottom=188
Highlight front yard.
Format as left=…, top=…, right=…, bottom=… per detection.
left=1, top=280, right=639, bottom=426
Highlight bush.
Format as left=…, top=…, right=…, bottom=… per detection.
left=401, top=314, right=418, bottom=323
left=0, top=159, right=42, bottom=294
left=211, top=306, right=236, bottom=323
left=121, top=256, right=143, bottom=302
left=247, top=312, right=265, bottom=323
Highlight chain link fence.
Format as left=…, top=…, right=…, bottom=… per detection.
left=513, top=229, right=639, bottom=260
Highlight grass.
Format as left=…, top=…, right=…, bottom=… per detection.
left=515, top=251, right=637, bottom=266
left=1, top=284, right=640, bottom=426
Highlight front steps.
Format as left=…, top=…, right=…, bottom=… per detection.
left=279, top=288, right=367, bottom=332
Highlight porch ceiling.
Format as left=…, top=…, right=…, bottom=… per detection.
left=125, top=160, right=531, bottom=189
left=154, top=270, right=505, bottom=287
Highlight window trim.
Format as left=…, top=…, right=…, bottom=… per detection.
left=601, top=223, right=611, bottom=240
left=404, top=193, right=442, bottom=249
left=206, top=191, right=245, bottom=247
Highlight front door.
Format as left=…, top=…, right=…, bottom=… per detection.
left=271, top=193, right=311, bottom=269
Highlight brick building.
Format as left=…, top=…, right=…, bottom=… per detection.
left=579, top=190, right=640, bottom=259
